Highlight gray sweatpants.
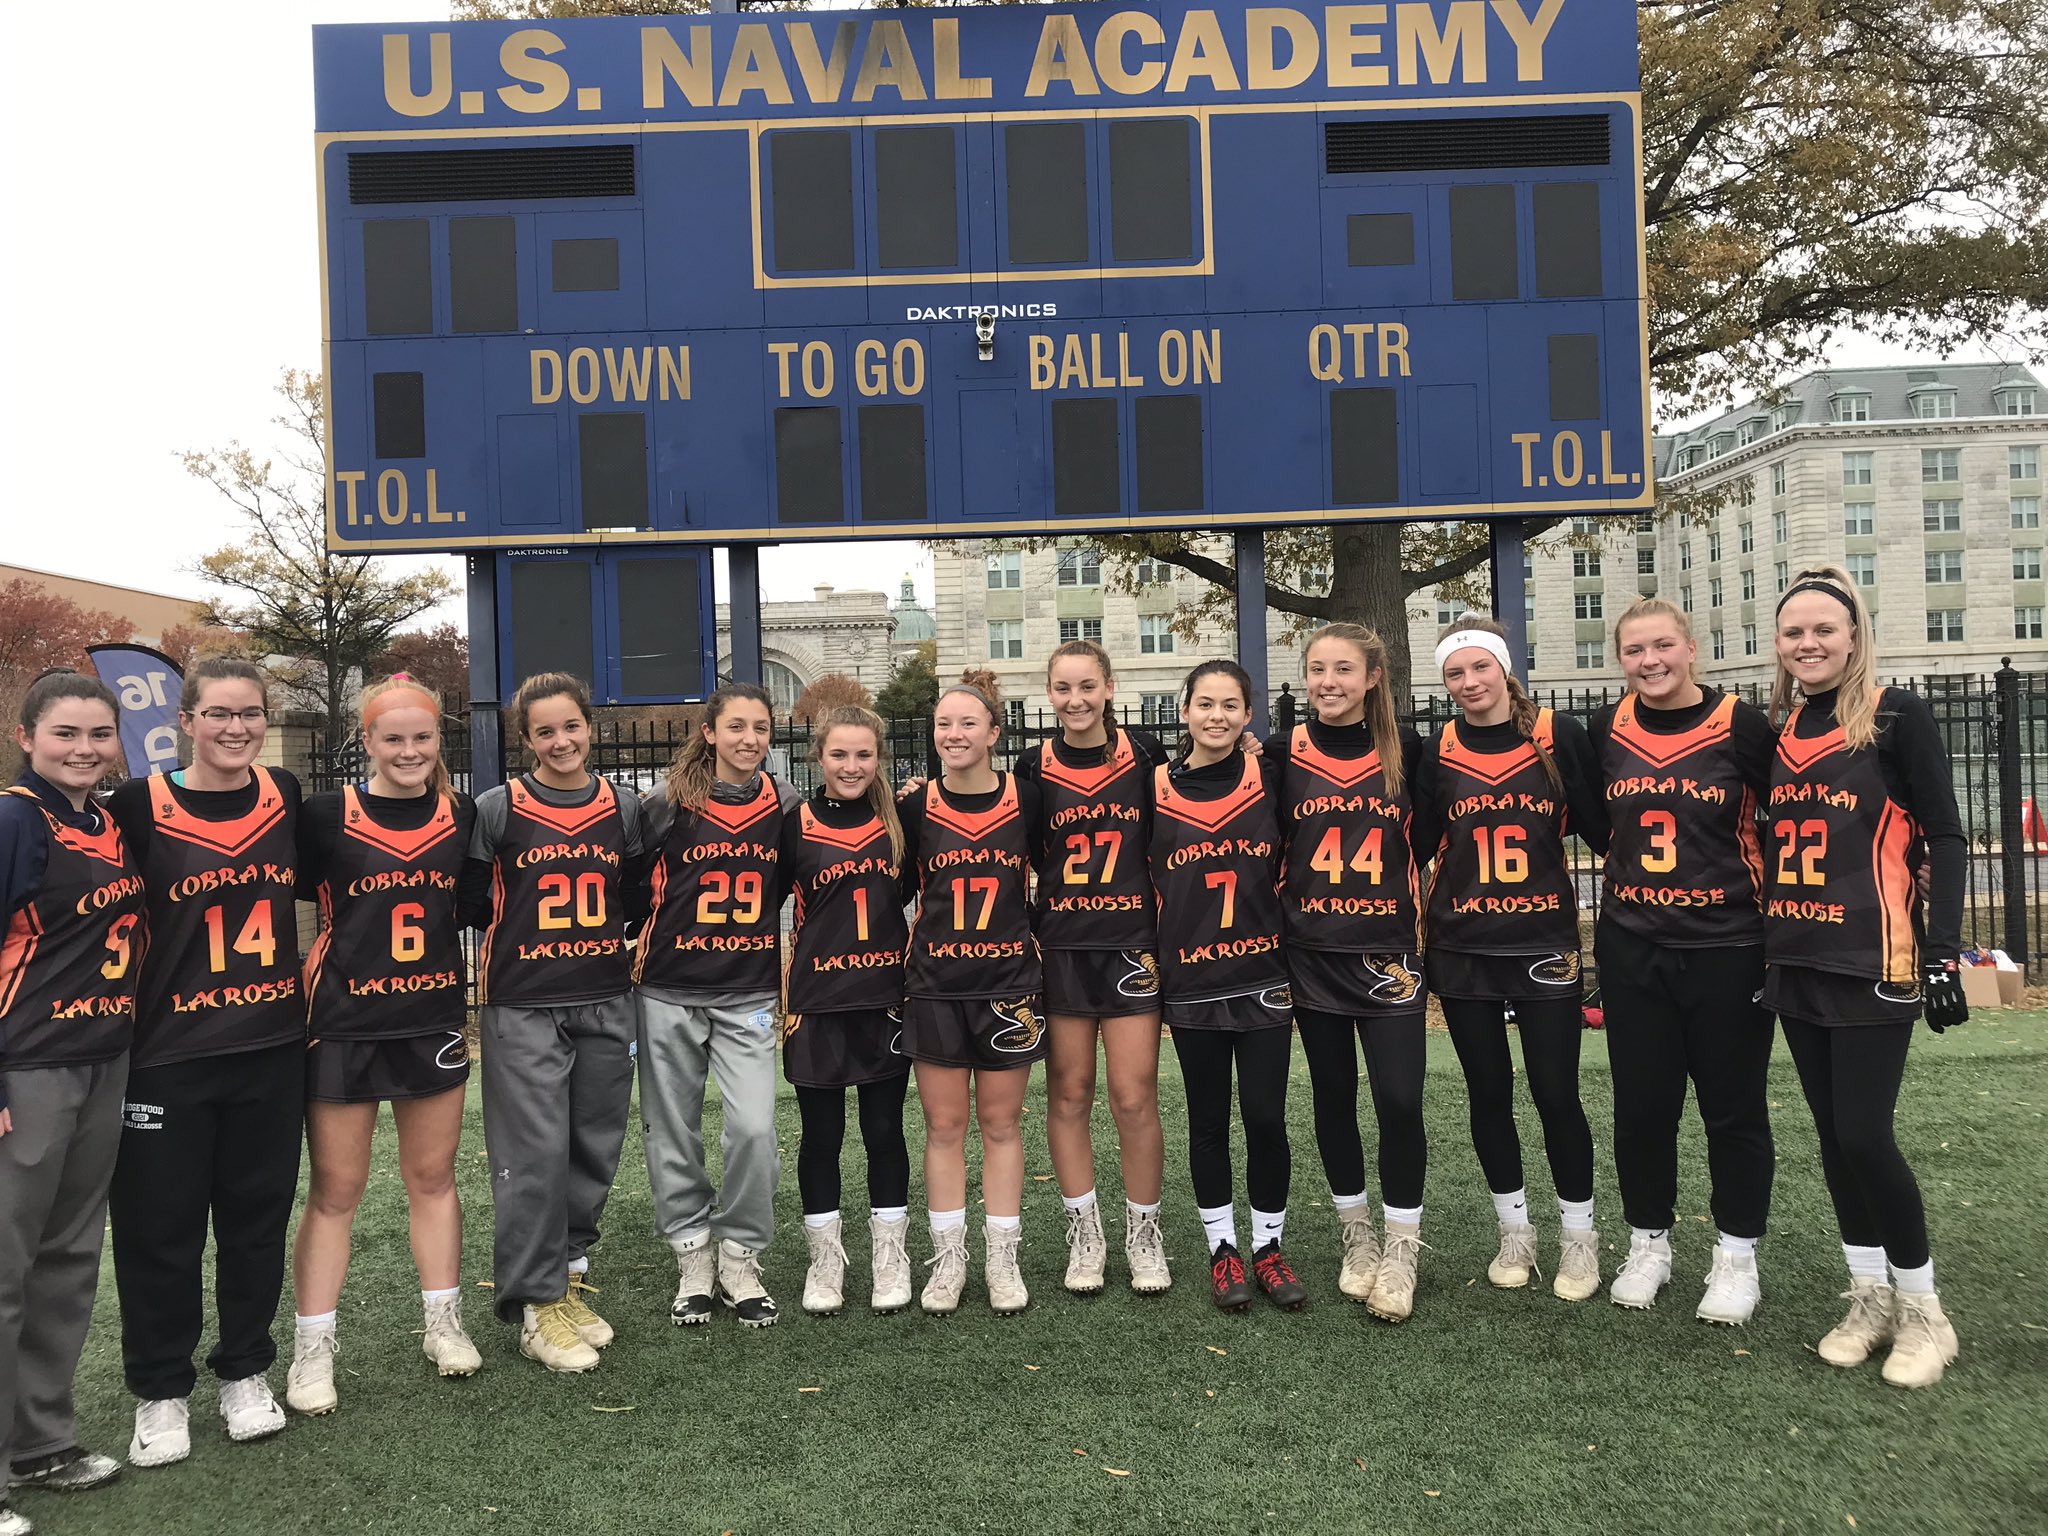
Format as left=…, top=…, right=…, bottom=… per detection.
left=480, top=998, right=635, bottom=1323
left=636, top=992, right=780, bottom=1254
left=0, top=1055, right=128, bottom=1466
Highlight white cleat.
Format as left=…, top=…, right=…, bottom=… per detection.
left=128, top=1397, right=191, bottom=1469
left=1695, top=1248, right=1761, bottom=1327
left=218, top=1374, right=287, bottom=1443
left=1610, top=1231, right=1672, bottom=1311
left=285, top=1325, right=339, bottom=1415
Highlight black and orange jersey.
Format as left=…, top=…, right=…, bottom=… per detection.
left=1276, top=721, right=1422, bottom=954
left=1765, top=691, right=1928, bottom=984
left=636, top=775, right=788, bottom=997
left=304, top=786, right=469, bottom=1038
left=902, top=774, right=1039, bottom=1001
left=782, top=794, right=908, bottom=1015
left=0, top=788, right=143, bottom=1068
left=1595, top=691, right=1769, bottom=946
left=113, top=766, right=303, bottom=1068
left=1421, top=712, right=1583, bottom=956
left=478, top=774, right=632, bottom=1006
left=1022, top=729, right=1162, bottom=951
left=1149, top=754, right=1287, bottom=1003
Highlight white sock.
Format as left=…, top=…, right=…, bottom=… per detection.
left=1250, top=1207, right=1286, bottom=1250
left=1126, top=1199, right=1161, bottom=1218
left=1843, top=1243, right=1887, bottom=1282
left=1061, top=1189, right=1098, bottom=1213
left=1198, top=1203, right=1238, bottom=1253
left=871, top=1205, right=907, bottom=1224
left=1559, top=1197, right=1595, bottom=1233
left=1381, top=1204, right=1422, bottom=1230
left=295, top=1311, right=337, bottom=1331
left=1716, top=1233, right=1757, bottom=1258
left=803, top=1211, right=839, bottom=1230
left=929, top=1207, right=967, bottom=1234
left=1492, top=1188, right=1530, bottom=1226
left=986, top=1213, right=1021, bottom=1233
left=1891, top=1259, right=1936, bottom=1295
left=1330, top=1189, right=1372, bottom=1212
left=1632, top=1226, right=1670, bottom=1245
left=421, top=1287, right=459, bottom=1305
left=567, top=1256, right=589, bottom=1276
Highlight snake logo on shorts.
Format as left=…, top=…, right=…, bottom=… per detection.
left=1528, top=953, right=1582, bottom=987
left=1874, top=980, right=1923, bottom=1005
left=989, top=997, right=1045, bottom=1054
left=1117, top=950, right=1162, bottom=1000
left=887, top=1004, right=905, bottom=1057
left=1256, top=984, right=1294, bottom=1012
left=1362, top=955, right=1422, bottom=1004
left=435, top=1032, right=469, bottom=1071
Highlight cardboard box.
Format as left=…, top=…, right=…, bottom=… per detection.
left=1961, top=967, right=2009, bottom=1009
left=1998, top=968, right=2025, bottom=1005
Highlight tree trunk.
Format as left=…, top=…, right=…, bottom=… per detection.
left=1323, top=522, right=1415, bottom=699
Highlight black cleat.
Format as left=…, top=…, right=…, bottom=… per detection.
left=1252, top=1240, right=1307, bottom=1310
left=1210, top=1242, right=1254, bottom=1313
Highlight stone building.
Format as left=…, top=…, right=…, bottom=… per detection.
left=714, top=582, right=898, bottom=711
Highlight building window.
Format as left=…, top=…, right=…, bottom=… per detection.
left=1735, top=480, right=1757, bottom=508
left=1057, top=617, right=1104, bottom=643
left=1922, top=500, right=1962, bottom=533
left=1845, top=553, right=1877, bottom=588
left=1775, top=561, right=1789, bottom=593
left=1522, top=553, right=1535, bottom=583
left=1637, top=548, right=1656, bottom=577
left=1926, top=609, right=1964, bottom=643
left=1831, top=394, right=1871, bottom=423
left=1526, top=645, right=1539, bottom=673
left=1572, top=516, right=1599, bottom=536
left=1743, top=623, right=1758, bottom=656
left=1772, top=403, right=1801, bottom=432
left=985, top=551, right=1021, bottom=590
left=1922, top=448, right=1961, bottom=484
left=1573, top=550, right=1602, bottom=578
left=1844, top=505, right=1874, bottom=536
left=2015, top=548, right=2044, bottom=582
left=2013, top=446, right=2041, bottom=481
left=1924, top=550, right=1964, bottom=585
left=1435, top=602, right=1459, bottom=627
left=1138, top=615, right=1175, bottom=655
left=1681, top=584, right=1693, bottom=612
left=1709, top=575, right=1723, bottom=607
left=1739, top=521, right=1754, bottom=553
left=1635, top=514, right=1655, bottom=533
left=1679, top=541, right=1693, bottom=571
left=1708, top=532, right=1722, bottom=563
left=1140, top=692, right=1176, bottom=725
left=1574, top=591, right=1604, bottom=620
left=1054, top=547, right=1103, bottom=587
left=2016, top=497, right=2043, bottom=530
left=1575, top=639, right=1602, bottom=670
left=1741, top=569, right=1756, bottom=601
left=1999, top=388, right=2038, bottom=417
left=1711, top=629, right=1726, bottom=660
left=1843, top=452, right=1874, bottom=487
left=987, top=619, right=1023, bottom=659
left=2018, top=607, right=2046, bottom=641
left=1770, top=461, right=1787, bottom=496
left=1131, top=557, right=1170, bottom=586
left=1772, top=510, right=1788, bottom=544
left=1911, top=391, right=1957, bottom=419
left=1737, top=420, right=1759, bottom=447
left=1524, top=591, right=1537, bottom=623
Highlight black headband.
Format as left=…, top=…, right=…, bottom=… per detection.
left=1776, top=579, right=1857, bottom=616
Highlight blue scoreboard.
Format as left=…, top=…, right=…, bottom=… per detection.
left=313, top=0, right=1647, bottom=704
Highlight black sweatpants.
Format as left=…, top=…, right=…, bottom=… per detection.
left=1294, top=1008, right=1427, bottom=1209
left=794, top=1077, right=912, bottom=1216
left=109, top=1041, right=304, bottom=1400
left=1440, top=996, right=1594, bottom=1204
left=1595, top=925, right=1775, bottom=1237
left=1169, top=1026, right=1291, bottom=1214
left=1781, top=1017, right=1929, bottom=1268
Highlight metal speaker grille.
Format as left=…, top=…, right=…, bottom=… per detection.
left=1325, top=115, right=1611, bottom=173
left=348, top=145, right=636, bottom=205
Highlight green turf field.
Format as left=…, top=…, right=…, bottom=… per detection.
left=37, top=1013, right=2048, bottom=1536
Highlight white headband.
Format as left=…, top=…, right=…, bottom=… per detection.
left=1434, top=629, right=1514, bottom=677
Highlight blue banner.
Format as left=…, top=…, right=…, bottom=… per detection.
left=85, top=645, right=185, bottom=779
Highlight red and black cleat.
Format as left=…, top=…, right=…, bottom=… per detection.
left=1251, top=1240, right=1308, bottom=1310
left=1209, top=1241, right=1254, bottom=1313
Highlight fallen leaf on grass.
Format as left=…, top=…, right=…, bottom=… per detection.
left=1105, top=1468, right=1131, bottom=1477
left=1206, top=1390, right=1216, bottom=1398
left=1425, top=1490, right=1441, bottom=1498
left=1032, top=1175, right=1054, bottom=1182
left=1073, top=1448, right=1088, bottom=1457
left=1586, top=1445, right=1597, bottom=1452
left=1024, top=1364, right=1041, bottom=1371
left=484, top=1509, right=497, bottom=1515
left=797, top=1387, right=823, bottom=1394
left=475, top=1281, right=495, bottom=1288
left=1354, top=1458, right=1367, bottom=1471
left=591, top=1405, right=636, bottom=1414
left=1733, top=1349, right=1751, bottom=1357
left=1846, top=1518, right=1857, bottom=1529
left=1204, top=1345, right=1227, bottom=1356
left=1788, top=1426, right=1801, bottom=1438
left=2019, top=1322, right=2047, bottom=1332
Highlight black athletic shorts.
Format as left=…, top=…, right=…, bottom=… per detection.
left=1162, top=984, right=1293, bottom=1032
left=1286, top=949, right=1426, bottom=1017
left=1041, top=947, right=1162, bottom=1017
left=1427, top=948, right=1584, bottom=1003
left=901, top=995, right=1050, bottom=1070
left=782, top=1006, right=910, bottom=1088
left=1763, top=962, right=1921, bottom=1026
left=307, top=1031, right=471, bottom=1104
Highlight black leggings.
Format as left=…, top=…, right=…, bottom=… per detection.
left=1441, top=996, right=1594, bottom=1204
left=1780, top=1018, right=1928, bottom=1268
left=1596, top=926, right=1774, bottom=1237
left=1294, top=1008, right=1427, bottom=1209
left=1170, top=1026, right=1291, bottom=1214
left=794, top=1077, right=911, bottom=1217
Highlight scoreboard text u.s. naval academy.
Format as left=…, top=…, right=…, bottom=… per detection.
left=315, top=0, right=1650, bottom=552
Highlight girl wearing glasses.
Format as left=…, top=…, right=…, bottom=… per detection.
left=106, top=659, right=304, bottom=1466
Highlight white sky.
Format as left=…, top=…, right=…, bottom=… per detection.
left=0, top=1, right=1917, bottom=621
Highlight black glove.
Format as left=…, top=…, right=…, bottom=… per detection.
left=1921, top=957, right=1968, bottom=1033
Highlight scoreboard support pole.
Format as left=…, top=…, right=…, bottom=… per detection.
left=465, top=553, right=505, bottom=795
left=1488, top=519, right=1529, bottom=677
left=727, top=543, right=764, bottom=686
left=1234, top=530, right=1271, bottom=739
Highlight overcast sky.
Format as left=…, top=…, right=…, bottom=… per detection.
left=1, top=0, right=1920, bottom=620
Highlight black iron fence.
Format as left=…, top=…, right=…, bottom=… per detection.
left=313, top=665, right=2048, bottom=970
